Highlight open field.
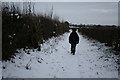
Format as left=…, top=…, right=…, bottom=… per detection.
left=78, top=27, right=120, bottom=53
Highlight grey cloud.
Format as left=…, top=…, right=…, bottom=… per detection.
left=34, top=2, right=118, bottom=25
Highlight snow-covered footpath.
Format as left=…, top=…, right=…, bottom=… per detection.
left=1, top=31, right=119, bottom=78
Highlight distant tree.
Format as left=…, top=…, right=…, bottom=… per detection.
left=64, top=21, right=69, bottom=26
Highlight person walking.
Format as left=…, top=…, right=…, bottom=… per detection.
left=69, top=28, right=79, bottom=55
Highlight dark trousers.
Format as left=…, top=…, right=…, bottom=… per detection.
left=71, top=44, right=76, bottom=55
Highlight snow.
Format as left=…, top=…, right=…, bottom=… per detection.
left=13, top=34, right=16, bottom=36
left=8, top=35, right=13, bottom=38
left=2, top=31, right=119, bottom=78
left=15, top=13, right=19, bottom=16
left=10, top=13, right=13, bottom=16
left=17, top=16, right=20, bottom=19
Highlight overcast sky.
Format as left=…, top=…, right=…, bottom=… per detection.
left=34, top=2, right=118, bottom=25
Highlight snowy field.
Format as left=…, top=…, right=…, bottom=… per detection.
left=1, top=31, right=119, bottom=78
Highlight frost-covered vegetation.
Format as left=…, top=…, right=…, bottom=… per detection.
left=2, top=2, right=69, bottom=60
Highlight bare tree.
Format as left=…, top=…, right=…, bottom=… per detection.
left=28, top=2, right=32, bottom=14
left=50, top=5, right=53, bottom=19
left=32, top=2, right=35, bottom=15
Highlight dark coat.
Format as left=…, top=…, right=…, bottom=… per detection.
left=69, top=31, right=79, bottom=44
